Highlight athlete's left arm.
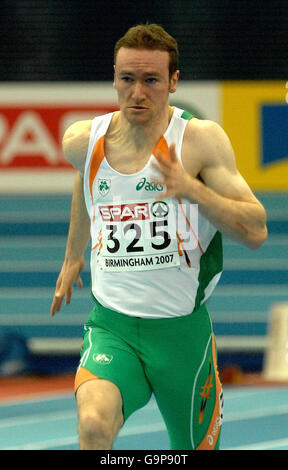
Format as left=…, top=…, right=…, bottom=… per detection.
left=155, top=120, right=267, bottom=250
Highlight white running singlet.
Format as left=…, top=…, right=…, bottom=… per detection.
left=83, top=107, right=223, bottom=318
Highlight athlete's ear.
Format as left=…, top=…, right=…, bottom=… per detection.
left=169, top=70, right=180, bottom=94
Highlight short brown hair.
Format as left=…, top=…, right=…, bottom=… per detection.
left=114, top=23, right=179, bottom=79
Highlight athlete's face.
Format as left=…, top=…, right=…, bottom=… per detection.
left=114, top=47, right=179, bottom=125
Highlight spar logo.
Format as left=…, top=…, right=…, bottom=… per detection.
left=99, top=202, right=150, bottom=222
left=152, top=201, right=169, bottom=218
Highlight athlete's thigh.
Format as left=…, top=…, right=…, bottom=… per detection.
left=144, top=309, right=223, bottom=450
left=76, top=323, right=152, bottom=421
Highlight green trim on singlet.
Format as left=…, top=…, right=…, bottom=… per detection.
left=193, top=231, right=223, bottom=313
left=181, top=110, right=196, bottom=120
left=181, top=109, right=223, bottom=311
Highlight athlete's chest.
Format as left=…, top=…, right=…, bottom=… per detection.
left=94, top=157, right=162, bottom=202
left=105, top=155, right=152, bottom=175
left=104, top=139, right=157, bottom=175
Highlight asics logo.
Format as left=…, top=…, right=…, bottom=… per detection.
left=136, top=177, right=163, bottom=192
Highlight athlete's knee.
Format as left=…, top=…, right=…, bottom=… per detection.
left=76, top=377, right=124, bottom=449
left=78, top=407, right=118, bottom=449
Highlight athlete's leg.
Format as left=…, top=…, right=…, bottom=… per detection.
left=152, top=334, right=222, bottom=450
left=76, top=378, right=123, bottom=450
left=140, top=305, right=223, bottom=450
left=75, top=306, right=152, bottom=449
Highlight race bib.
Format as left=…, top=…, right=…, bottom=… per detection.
left=94, top=200, right=180, bottom=272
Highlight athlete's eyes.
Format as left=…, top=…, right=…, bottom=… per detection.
left=121, top=76, right=134, bottom=83
left=146, top=77, right=158, bottom=84
left=120, top=76, right=158, bottom=84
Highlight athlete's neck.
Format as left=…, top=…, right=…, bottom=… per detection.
left=114, top=106, right=173, bottom=152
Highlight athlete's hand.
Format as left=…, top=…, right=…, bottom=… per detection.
left=50, top=257, right=84, bottom=316
left=154, top=143, right=194, bottom=200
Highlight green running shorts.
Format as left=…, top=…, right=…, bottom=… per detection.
left=75, top=300, right=223, bottom=450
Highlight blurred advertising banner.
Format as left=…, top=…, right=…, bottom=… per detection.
left=3, top=82, right=288, bottom=192
left=0, top=84, right=119, bottom=193
left=0, top=82, right=219, bottom=193
left=222, top=81, right=288, bottom=191
left=0, top=106, right=117, bottom=169
left=0, top=80, right=288, bottom=193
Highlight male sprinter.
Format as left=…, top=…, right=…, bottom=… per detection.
left=50, top=24, right=267, bottom=450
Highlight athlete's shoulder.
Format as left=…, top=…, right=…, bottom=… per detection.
left=62, top=119, right=92, bottom=173
left=185, top=117, right=221, bottom=134
left=182, top=116, right=235, bottom=176
left=184, top=117, right=231, bottom=149
left=63, top=119, right=93, bottom=139
left=175, top=108, right=219, bottom=138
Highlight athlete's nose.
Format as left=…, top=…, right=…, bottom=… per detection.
left=131, top=81, right=146, bottom=103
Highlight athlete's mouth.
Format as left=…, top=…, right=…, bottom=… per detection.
left=128, top=106, right=148, bottom=110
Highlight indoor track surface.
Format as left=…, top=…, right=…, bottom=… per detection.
left=1, top=375, right=288, bottom=451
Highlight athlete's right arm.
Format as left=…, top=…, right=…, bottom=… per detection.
left=50, top=121, right=92, bottom=316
